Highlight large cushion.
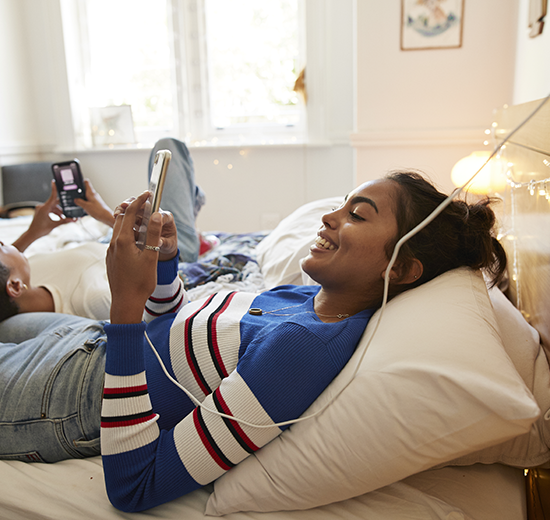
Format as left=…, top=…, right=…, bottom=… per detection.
left=442, top=286, right=550, bottom=468
left=205, top=267, right=541, bottom=515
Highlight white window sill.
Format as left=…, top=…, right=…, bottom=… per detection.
left=54, top=137, right=347, bottom=155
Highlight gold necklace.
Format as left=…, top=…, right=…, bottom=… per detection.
left=248, top=305, right=350, bottom=319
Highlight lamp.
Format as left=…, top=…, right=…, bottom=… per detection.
left=451, top=151, right=494, bottom=194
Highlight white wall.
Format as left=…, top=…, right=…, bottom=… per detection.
left=4, top=0, right=548, bottom=232
left=0, top=0, right=356, bottom=233
left=352, top=0, right=519, bottom=194
left=513, top=0, right=550, bottom=104
left=0, top=0, right=40, bottom=160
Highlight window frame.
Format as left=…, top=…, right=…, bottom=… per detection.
left=60, top=0, right=309, bottom=149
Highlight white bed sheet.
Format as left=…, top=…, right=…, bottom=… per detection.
left=0, top=456, right=526, bottom=520
left=1, top=214, right=111, bottom=256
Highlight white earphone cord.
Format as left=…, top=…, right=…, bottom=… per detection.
left=145, top=93, right=550, bottom=429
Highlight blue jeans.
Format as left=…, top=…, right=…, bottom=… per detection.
left=148, top=138, right=205, bottom=263
left=0, top=313, right=105, bottom=462
left=0, top=138, right=202, bottom=463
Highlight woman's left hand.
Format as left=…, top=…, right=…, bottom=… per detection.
left=107, top=192, right=163, bottom=324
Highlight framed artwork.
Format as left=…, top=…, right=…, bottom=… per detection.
left=528, top=0, right=547, bottom=37
left=401, top=0, right=465, bottom=51
left=89, top=105, right=136, bottom=147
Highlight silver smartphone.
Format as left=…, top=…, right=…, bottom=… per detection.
left=136, top=149, right=171, bottom=249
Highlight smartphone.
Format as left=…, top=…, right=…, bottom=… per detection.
left=51, top=159, right=87, bottom=218
left=136, top=149, right=171, bottom=250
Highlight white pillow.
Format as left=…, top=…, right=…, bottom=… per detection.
left=255, top=197, right=343, bottom=289
left=442, top=286, right=550, bottom=468
left=205, top=268, right=541, bottom=515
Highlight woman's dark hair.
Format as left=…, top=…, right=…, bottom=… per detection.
left=385, top=170, right=507, bottom=290
left=0, top=262, right=19, bottom=322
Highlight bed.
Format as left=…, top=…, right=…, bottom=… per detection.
left=0, top=98, right=549, bottom=519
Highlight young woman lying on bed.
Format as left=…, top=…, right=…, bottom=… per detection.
left=0, top=139, right=208, bottom=321
left=0, top=169, right=506, bottom=513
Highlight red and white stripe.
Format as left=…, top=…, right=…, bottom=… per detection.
left=168, top=291, right=256, bottom=402
left=173, top=371, right=280, bottom=485
left=101, top=372, right=160, bottom=456
left=144, top=277, right=186, bottom=322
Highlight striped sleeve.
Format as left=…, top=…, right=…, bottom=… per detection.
left=101, top=366, right=281, bottom=512
left=101, top=304, right=363, bottom=512
left=172, top=370, right=280, bottom=486
left=100, top=322, right=281, bottom=513
left=101, top=372, right=159, bottom=455
left=144, top=254, right=187, bottom=323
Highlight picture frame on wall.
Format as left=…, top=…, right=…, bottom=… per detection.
left=401, top=0, right=465, bottom=50
left=89, top=105, right=136, bottom=147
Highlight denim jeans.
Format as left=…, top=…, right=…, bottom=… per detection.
left=0, top=313, right=105, bottom=462
left=148, top=138, right=205, bottom=263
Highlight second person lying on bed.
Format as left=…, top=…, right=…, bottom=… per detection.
left=0, top=138, right=208, bottom=321
left=0, top=170, right=507, bottom=513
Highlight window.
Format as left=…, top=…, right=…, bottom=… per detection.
left=60, top=0, right=304, bottom=148
left=204, top=0, right=301, bottom=129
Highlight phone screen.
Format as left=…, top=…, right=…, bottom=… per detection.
left=52, top=160, right=86, bottom=218
left=136, top=150, right=171, bottom=249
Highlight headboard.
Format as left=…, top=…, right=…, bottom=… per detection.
left=491, top=97, right=550, bottom=360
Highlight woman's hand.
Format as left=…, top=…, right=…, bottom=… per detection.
left=75, top=179, right=115, bottom=228
left=12, top=181, right=75, bottom=252
left=112, top=197, right=178, bottom=262
left=107, top=192, right=163, bottom=324
left=157, top=210, right=178, bottom=262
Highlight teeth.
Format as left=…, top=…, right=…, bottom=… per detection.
left=315, top=236, right=335, bottom=250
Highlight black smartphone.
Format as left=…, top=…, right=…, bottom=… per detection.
left=51, top=159, right=87, bottom=218
left=136, top=149, right=171, bottom=249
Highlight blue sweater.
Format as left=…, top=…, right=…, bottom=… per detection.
left=101, top=256, right=374, bottom=512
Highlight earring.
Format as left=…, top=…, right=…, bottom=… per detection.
left=23, top=284, right=28, bottom=290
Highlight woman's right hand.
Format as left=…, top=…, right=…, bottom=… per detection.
left=75, top=179, right=115, bottom=228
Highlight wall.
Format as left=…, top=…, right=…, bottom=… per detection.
left=513, top=0, right=550, bottom=104
left=4, top=0, right=545, bottom=232
left=0, top=0, right=40, bottom=160
left=352, top=0, right=519, bottom=193
left=0, top=0, right=356, bottom=233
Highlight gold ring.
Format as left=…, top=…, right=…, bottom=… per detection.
left=144, top=245, right=160, bottom=252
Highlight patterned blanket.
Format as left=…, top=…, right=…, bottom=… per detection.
left=178, top=232, right=268, bottom=294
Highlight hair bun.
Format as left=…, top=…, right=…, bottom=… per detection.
left=386, top=170, right=507, bottom=289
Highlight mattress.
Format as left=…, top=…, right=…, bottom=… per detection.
left=0, top=456, right=526, bottom=519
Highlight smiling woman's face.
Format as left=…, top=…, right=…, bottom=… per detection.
left=301, top=179, right=399, bottom=295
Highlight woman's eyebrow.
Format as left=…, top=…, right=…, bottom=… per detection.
left=349, top=195, right=379, bottom=214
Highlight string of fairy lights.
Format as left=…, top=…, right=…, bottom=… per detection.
left=485, top=115, right=550, bottom=315
left=504, top=157, right=550, bottom=200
